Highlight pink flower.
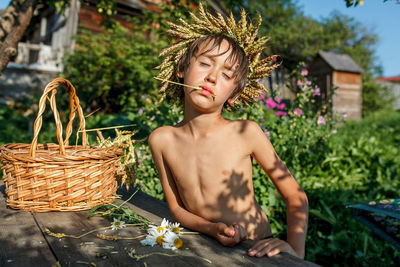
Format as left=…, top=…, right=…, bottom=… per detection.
left=293, top=108, right=303, bottom=116
left=306, top=119, right=312, bottom=124
left=275, top=111, right=287, bottom=116
left=305, top=79, right=312, bottom=86
left=138, top=108, right=143, bottom=115
left=264, top=129, right=271, bottom=136
left=342, top=112, right=347, bottom=118
left=265, top=98, right=277, bottom=109
left=273, top=56, right=277, bottom=62
left=259, top=91, right=266, bottom=101
left=277, top=103, right=286, bottom=110
left=297, top=80, right=302, bottom=87
left=276, top=97, right=282, bottom=103
left=313, top=85, right=321, bottom=97
left=332, top=129, right=337, bottom=134
left=301, top=69, right=308, bottom=76
left=317, top=115, right=326, bottom=126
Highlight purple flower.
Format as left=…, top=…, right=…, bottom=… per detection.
left=293, top=108, right=304, bottom=116
left=342, top=112, right=347, bottom=118
left=265, top=98, right=277, bottom=109
left=141, top=94, right=146, bottom=99
left=275, top=111, right=287, bottom=116
left=307, top=119, right=312, bottom=124
left=264, top=129, right=271, bottom=136
left=260, top=116, right=265, bottom=123
left=313, top=85, right=321, bottom=97
left=297, top=80, right=302, bottom=87
left=305, top=79, right=312, bottom=86
left=301, top=69, right=308, bottom=76
left=317, top=115, right=326, bottom=126
left=138, top=108, right=144, bottom=115
left=146, top=98, right=150, bottom=102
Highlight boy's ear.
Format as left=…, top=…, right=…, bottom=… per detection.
left=177, top=70, right=184, bottom=79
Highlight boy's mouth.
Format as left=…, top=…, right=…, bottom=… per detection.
left=199, top=86, right=215, bottom=97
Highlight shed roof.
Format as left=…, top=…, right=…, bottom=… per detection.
left=318, top=50, right=363, bottom=73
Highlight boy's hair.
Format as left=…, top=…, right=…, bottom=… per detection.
left=156, top=3, right=281, bottom=106
left=177, top=34, right=249, bottom=103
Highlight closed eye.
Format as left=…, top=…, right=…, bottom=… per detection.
left=223, top=73, right=232, bottom=79
left=200, top=62, right=210, bottom=66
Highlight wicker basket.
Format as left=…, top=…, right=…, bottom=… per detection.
left=0, top=78, right=123, bottom=212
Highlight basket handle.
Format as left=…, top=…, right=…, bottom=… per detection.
left=29, top=78, right=87, bottom=157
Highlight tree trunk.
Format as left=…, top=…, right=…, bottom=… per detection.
left=0, top=0, right=37, bottom=75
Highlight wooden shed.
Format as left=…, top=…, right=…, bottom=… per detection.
left=308, top=51, right=363, bottom=120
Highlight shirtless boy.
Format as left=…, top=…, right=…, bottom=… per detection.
left=149, top=4, right=308, bottom=259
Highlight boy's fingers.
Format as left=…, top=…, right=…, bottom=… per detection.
left=232, top=223, right=248, bottom=241
left=223, top=225, right=236, bottom=237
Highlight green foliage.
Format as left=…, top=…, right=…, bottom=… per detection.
left=62, top=23, right=163, bottom=113
left=362, top=75, right=395, bottom=115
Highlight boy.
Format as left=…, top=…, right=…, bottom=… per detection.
left=149, top=4, right=308, bottom=259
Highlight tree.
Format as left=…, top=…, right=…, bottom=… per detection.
left=221, top=0, right=380, bottom=75
left=0, top=0, right=37, bottom=74
left=344, top=0, right=396, bottom=7
left=0, top=0, right=118, bottom=75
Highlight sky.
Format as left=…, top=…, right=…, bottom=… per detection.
left=0, top=0, right=399, bottom=77
left=296, top=0, right=400, bottom=77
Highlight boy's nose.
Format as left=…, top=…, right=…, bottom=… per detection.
left=205, top=69, right=217, bottom=84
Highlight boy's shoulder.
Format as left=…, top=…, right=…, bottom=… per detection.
left=227, top=119, right=263, bottom=135
left=148, top=125, right=175, bottom=146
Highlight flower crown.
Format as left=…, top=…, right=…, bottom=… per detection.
left=156, top=2, right=281, bottom=105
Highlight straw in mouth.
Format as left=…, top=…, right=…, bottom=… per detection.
left=154, top=77, right=216, bottom=98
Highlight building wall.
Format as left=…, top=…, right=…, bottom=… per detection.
left=332, top=71, right=362, bottom=120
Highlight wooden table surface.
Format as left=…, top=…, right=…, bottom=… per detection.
left=0, top=181, right=318, bottom=267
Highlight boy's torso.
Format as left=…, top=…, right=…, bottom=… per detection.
left=159, top=119, right=272, bottom=240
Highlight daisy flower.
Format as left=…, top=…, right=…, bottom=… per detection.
left=148, top=218, right=170, bottom=234
left=162, top=231, right=183, bottom=250
left=169, top=222, right=183, bottom=235
left=141, top=227, right=166, bottom=247
left=111, top=218, right=126, bottom=230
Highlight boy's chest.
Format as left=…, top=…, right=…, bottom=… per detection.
left=164, top=134, right=252, bottom=185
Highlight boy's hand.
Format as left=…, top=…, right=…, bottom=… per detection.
left=214, top=222, right=248, bottom=247
left=248, top=237, right=298, bottom=258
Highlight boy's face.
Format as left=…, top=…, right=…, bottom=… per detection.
left=178, top=39, right=239, bottom=111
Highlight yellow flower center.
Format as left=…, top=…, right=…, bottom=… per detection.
left=157, top=226, right=164, bottom=232
left=156, top=235, right=164, bottom=246
left=172, top=227, right=180, bottom=234
left=174, top=238, right=183, bottom=248
left=115, top=222, right=120, bottom=227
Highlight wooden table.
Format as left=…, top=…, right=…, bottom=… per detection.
left=0, top=181, right=318, bottom=266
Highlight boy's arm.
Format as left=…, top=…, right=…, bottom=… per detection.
left=148, top=129, right=247, bottom=246
left=246, top=121, right=308, bottom=258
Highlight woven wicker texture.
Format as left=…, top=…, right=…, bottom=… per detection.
left=0, top=78, right=122, bottom=212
